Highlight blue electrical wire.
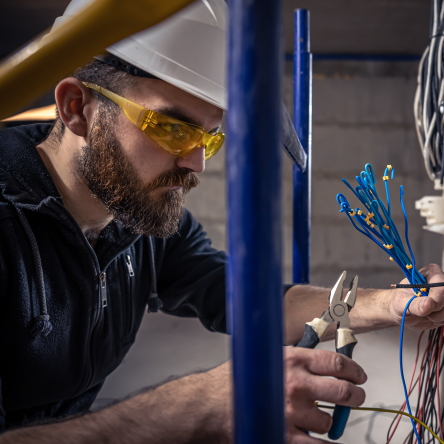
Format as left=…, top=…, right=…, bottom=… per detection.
left=336, top=164, right=428, bottom=443
left=400, top=295, right=421, bottom=442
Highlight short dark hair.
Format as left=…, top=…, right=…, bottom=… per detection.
left=50, top=59, right=138, bottom=143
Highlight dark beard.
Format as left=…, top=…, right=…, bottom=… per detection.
left=73, top=111, right=199, bottom=237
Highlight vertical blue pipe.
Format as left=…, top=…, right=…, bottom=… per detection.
left=292, top=9, right=312, bottom=284
left=227, top=0, right=284, bottom=442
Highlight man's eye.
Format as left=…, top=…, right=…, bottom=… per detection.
left=161, top=123, right=183, bottom=134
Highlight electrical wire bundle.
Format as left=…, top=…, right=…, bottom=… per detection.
left=386, top=328, right=444, bottom=444
left=336, top=164, right=435, bottom=443
left=414, top=0, right=444, bottom=183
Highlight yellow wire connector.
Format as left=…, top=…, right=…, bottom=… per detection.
left=387, top=165, right=393, bottom=171
left=383, top=224, right=390, bottom=230
left=357, top=210, right=363, bottom=216
left=364, top=212, right=374, bottom=222
left=383, top=176, right=390, bottom=180
left=421, top=288, right=427, bottom=292
left=389, top=257, right=394, bottom=261
left=349, top=210, right=356, bottom=216
left=384, top=244, right=394, bottom=249
left=406, top=264, right=413, bottom=269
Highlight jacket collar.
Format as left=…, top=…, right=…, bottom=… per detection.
left=0, top=124, right=60, bottom=208
left=0, top=124, right=141, bottom=253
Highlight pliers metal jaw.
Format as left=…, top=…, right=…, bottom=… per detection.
left=295, top=271, right=358, bottom=440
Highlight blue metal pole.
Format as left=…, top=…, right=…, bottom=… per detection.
left=292, top=9, right=312, bottom=284
left=226, top=0, right=284, bottom=442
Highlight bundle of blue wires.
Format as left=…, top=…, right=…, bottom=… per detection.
left=336, top=164, right=428, bottom=443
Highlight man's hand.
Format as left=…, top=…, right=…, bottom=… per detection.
left=284, top=264, right=444, bottom=346
left=0, top=347, right=366, bottom=444
left=388, top=263, right=444, bottom=329
left=284, top=347, right=367, bottom=443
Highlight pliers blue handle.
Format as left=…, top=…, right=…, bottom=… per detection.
left=295, top=271, right=358, bottom=440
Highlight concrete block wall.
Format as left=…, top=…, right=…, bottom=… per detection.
left=306, top=72, right=443, bottom=288
left=285, top=61, right=444, bottom=441
left=98, top=60, right=444, bottom=443
left=185, top=60, right=444, bottom=287
left=281, top=62, right=443, bottom=288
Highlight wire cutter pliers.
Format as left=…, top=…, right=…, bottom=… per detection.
left=296, top=271, right=358, bottom=440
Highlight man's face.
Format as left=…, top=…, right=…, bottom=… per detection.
left=75, top=78, right=223, bottom=237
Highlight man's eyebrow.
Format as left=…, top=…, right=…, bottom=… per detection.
left=154, top=106, right=220, bottom=134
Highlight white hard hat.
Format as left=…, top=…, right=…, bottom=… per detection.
left=50, top=0, right=227, bottom=109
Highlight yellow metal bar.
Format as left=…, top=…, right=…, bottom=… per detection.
left=0, top=0, right=196, bottom=121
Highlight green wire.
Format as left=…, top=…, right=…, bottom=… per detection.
left=317, top=404, right=444, bottom=443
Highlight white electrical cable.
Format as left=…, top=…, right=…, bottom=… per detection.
left=414, top=0, right=444, bottom=182
left=421, top=0, right=438, bottom=131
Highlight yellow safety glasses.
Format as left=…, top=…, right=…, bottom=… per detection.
left=83, top=82, right=225, bottom=160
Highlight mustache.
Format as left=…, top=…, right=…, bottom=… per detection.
left=147, top=168, right=200, bottom=192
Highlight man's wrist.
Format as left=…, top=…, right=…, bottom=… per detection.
left=350, top=287, right=397, bottom=332
left=203, top=362, right=232, bottom=442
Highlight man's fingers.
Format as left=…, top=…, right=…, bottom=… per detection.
left=427, top=288, right=444, bottom=312
left=287, top=405, right=332, bottom=435
left=424, top=310, right=444, bottom=325
left=285, top=348, right=367, bottom=385
left=403, top=295, right=436, bottom=317
left=403, top=294, right=444, bottom=322
left=300, top=376, right=365, bottom=407
left=419, top=263, right=444, bottom=281
left=417, top=264, right=444, bottom=311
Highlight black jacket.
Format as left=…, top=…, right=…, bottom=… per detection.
left=0, top=124, right=227, bottom=431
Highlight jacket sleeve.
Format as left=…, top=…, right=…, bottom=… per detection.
left=156, top=210, right=227, bottom=333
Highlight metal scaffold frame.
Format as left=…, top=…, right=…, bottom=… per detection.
left=227, top=4, right=311, bottom=443
left=226, top=0, right=285, bottom=442
left=293, top=9, right=312, bottom=285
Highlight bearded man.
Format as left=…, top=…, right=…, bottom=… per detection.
left=2, top=1, right=444, bottom=444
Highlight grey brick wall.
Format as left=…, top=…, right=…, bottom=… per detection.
left=186, top=61, right=443, bottom=288
left=183, top=60, right=444, bottom=442
left=307, top=71, right=442, bottom=288
left=100, top=60, right=442, bottom=443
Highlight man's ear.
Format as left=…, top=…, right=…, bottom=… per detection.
left=55, top=78, right=96, bottom=138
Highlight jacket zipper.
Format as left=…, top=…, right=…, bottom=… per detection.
left=52, top=200, right=141, bottom=395
left=99, top=272, right=107, bottom=308
left=125, top=255, right=134, bottom=337
left=126, top=255, right=135, bottom=276
left=82, top=270, right=107, bottom=393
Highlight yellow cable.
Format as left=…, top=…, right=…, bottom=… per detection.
left=317, top=404, right=444, bottom=444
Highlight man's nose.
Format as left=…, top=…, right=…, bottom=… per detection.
left=175, top=146, right=205, bottom=173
